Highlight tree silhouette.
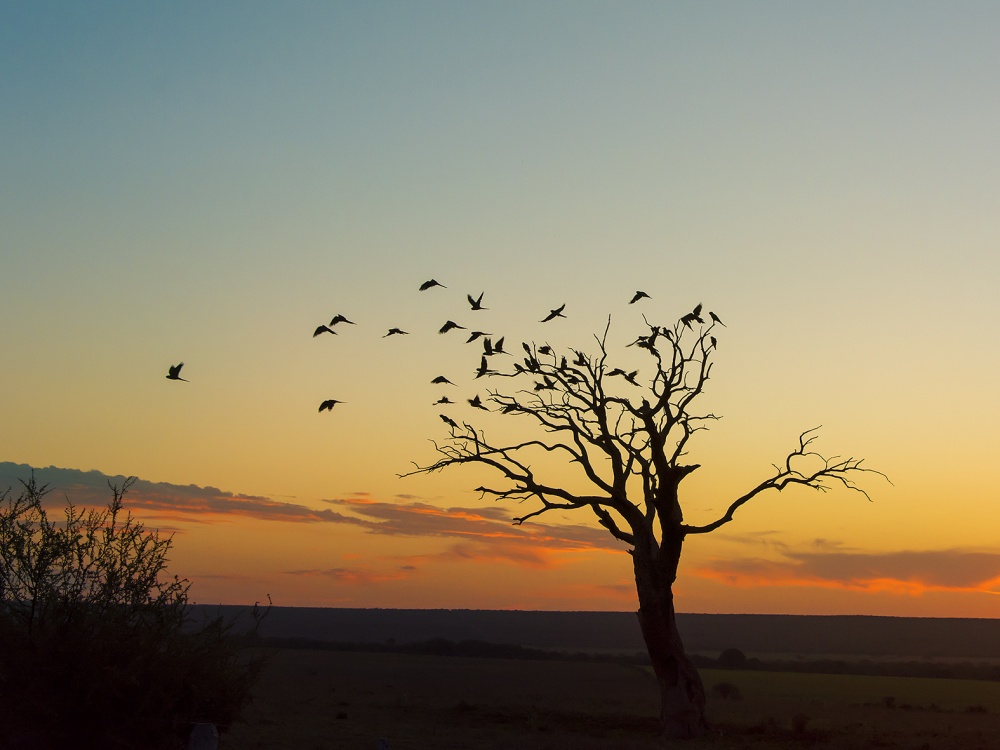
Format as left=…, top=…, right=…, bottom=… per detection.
left=404, top=305, right=883, bottom=739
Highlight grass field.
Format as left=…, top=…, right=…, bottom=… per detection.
left=220, top=648, right=1000, bottom=749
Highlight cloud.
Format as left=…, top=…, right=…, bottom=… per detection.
left=0, top=463, right=624, bottom=565
left=324, top=496, right=618, bottom=551
left=692, top=547, right=1000, bottom=596
left=0, top=462, right=364, bottom=525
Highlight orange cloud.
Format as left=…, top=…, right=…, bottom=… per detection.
left=693, top=548, right=1000, bottom=597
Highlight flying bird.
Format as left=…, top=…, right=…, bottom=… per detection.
left=540, top=304, right=566, bottom=322
left=466, top=331, right=491, bottom=343
left=439, top=320, right=466, bottom=334
left=383, top=328, right=409, bottom=337
left=475, top=356, right=490, bottom=379
left=434, top=396, right=454, bottom=405
left=419, top=279, right=446, bottom=291
left=318, top=399, right=343, bottom=412
left=313, top=324, right=337, bottom=337
left=431, top=376, right=455, bottom=386
left=630, top=291, right=650, bottom=304
left=329, top=314, right=355, bottom=326
left=468, top=394, right=489, bottom=410
left=493, top=337, right=506, bottom=354
left=467, top=292, right=487, bottom=310
left=166, top=363, right=188, bottom=382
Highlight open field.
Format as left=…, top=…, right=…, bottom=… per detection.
left=220, top=648, right=1000, bottom=749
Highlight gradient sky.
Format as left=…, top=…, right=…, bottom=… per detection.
left=3, top=2, right=999, bottom=617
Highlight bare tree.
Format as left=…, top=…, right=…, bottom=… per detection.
left=404, top=306, right=884, bottom=738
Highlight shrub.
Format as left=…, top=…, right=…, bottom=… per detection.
left=0, top=473, right=261, bottom=749
left=717, top=647, right=748, bottom=669
left=710, top=681, right=742, bottom=701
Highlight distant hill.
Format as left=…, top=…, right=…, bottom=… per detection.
left=191, top=606, right=1000, bottom=660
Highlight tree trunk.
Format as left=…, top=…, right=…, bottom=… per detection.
left=633, top=545, right=707, bottom=739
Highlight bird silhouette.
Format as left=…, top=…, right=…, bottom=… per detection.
left=318, top=399, right=343, bottom=412
left=439, top=320, right=466, bottom=334
left=467, top=292, right=487, bottom=310
left=329, top=314, right=355, bottom=326
left=431, top=376, right=455, bottom=386
left=538, top=345, right=552, bottom=356
left=468, top=394, right=489, bottom=410
left=630, top=291, right=650, bottom=304
left=383, top=328, right=409, bottom=337
left=435, top=396, right=454, bottom=405
left=540, top=304, right=566, bottom=322
left=313, top=324, right=337, bottom=337
left=166, top=363, right=188, bottom=382
left=466, top=331, right=491, bottom=343
left=420, top=279, right=446, bottom=291
left=475, top=356, right=491, bottom=379
left=440, top=414, right=459, bottom=428
left=493, top=337, right=506, bottom=354
left=709, top=311, right=726, bottom=327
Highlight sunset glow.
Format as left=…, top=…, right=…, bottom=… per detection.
left=3, top=3, right=1000, bottom=619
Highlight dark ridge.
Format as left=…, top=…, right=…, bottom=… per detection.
left=190, top=606, right=1000, bottom=660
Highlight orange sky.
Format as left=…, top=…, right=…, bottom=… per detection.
left=3, top=4, right=1000, bottom=618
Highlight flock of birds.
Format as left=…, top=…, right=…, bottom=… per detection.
left=165, top=280, right=721, bottom=424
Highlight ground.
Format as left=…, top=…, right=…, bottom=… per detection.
left=220, top=648, right=1000, bottom=749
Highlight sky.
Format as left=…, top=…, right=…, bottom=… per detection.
left=2, top=1, right=999, bottom=618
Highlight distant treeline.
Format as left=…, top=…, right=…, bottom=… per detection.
left=259, top=635, right=1000, bottom=683
left=196, top=606, right=1000, bottom=661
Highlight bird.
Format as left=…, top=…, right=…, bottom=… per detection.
left=538, top=345, right=552, bottom=356
left=540, top=304, right=566, bottom=322
left=709, top=311, right=726, bottom=327
left=482, top=338, right=494, bottom=356
left=166, top=363, right=188, bottom=382
left=440, top=414, right=459, bottom=429
left=313, top=324, right=337, bottom=337
left=318, top=399, right=343, bottom=412
left=493, top=337, right=506, bottom=354
left=434, top=396, right=454, bottom=405
left=383, top=328, right=409, bottom=337
left=439, top=320, right=466, bottom=334
left=419, top=279, right=446, bottom=291
left=475, top=356, right=490, bottom=379
left=431, top=376, right=455, bottom=386
left=329, top=314, right=355, bottom=326
left=467, top=292, right=487, bottom=310
left=468, top=394, right=489, bottom=410
left=710, top=336, right=718, bottom=349
left=466, top=331, right=491, bottom=343
left=630, top=291, right=650, bottom=304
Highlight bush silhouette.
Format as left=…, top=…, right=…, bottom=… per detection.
left=717, top=647, right=748, bottom=669
left=0, top=474, right=261, bottom=749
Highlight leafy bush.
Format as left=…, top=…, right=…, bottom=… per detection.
left=0, top=474, right=262, bottom=749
